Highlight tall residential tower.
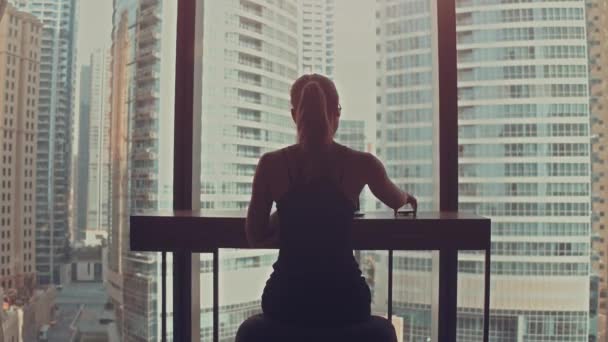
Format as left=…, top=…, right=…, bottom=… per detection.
left=84, top=49, right=111, bottom=245
left=300, top=0, right=335, bottom=78
left=107, top=0, right=177, bottom=340
left=200, top=0, right=299, bottom=211
left=376, top=0, right=592, bottom=339
left=14, top=0, right=79, bottom=286
left=0, top=2, right=41, bottom=297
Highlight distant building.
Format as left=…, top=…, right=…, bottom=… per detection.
left=108, top=0, right=177, bottom=340
left=75, top=65, right=91, bottom=242
left=200, top=0, right=299, bottom=211
left=336, top=119, right=365, bottom=152
left=376, top=0, right=592, bottom=339
left=0, top=302, right=20, bottom=342
left=14, top=0, right=79, bottom=286
left=69, top=246, right=103, bottom=283
left=1, top=286, right=56, bottom=342
left=300, top=0, right=335, bottom=77
left=0, top=2, right=42, bottom=297
left=84, top=49, right=111, bottom=246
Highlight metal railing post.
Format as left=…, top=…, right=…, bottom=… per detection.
left=213, top=249, right=219, bottom=342
left=439, top=248, right=458, bottom=341
left=172, top=0, right=197, bottom=340
left=388, top=250, right=393, bottom=321
left=483, top=248, right=491, bottom=342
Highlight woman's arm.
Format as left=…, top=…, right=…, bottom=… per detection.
left=365, top=153, right=417, bottom=213
left=245, top=154, right=279, bottom=248
left=252, top=211, right=280, bottom=248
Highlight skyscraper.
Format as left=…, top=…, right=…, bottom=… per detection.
left=84, top=49, right=111, bottom=245
left=13, top=0, right=79, bottom=286
left=0, top=1, right=41, bottom=297
left=376, top=0, right=592, bottom=339
left=200, top=0, right=299, bottom=211
left=106, top=8, right=129, bottom=337
left=375, top=0, right=437, bottom=213
left=107, top=0, right=177, bottom=340
left=75, top=65, right=91, bottom=243
left=587, top=0, right=608, bottom=339
left=300, top=0, right=335, bottom=78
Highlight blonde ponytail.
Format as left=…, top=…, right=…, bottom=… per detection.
left=296, top=81, right=331, bottom=151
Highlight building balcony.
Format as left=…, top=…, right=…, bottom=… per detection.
left=239, top=5, right=263, bottom=18
left=133, top=191, right=157, bottom=202
left=136, top=88, right=159, bottom=101
left=239, top=23, right=262, bottom=34
left=139, top=6, right=160, bottom=25
left=135, top=105, right=157, bottom=119
left=593, top=231, right=603, bottom=242
left=133, top=149, right=156, bottom=160
left=137, top=45, right=160, bottom=63
left=138, top=27, right=160, bottom=44
left=140, top=0, right=159, bottom=9
left=132, top=171, right=158, bottom=180
left=131, top=130, right=157, bottom=141
left=131, top=211, right=491, bottom=342
left=136, top=67, right=159, bottom=83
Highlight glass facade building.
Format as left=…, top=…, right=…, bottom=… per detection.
left=83, top=49, right=111, bottom=245
left=199, top=0, right=299, bottom=211
left=300, top=0, right=335, bottom=77
left=14, top=0, right=79, bottom=286
left=376, top=0, right=592, bottom=340
left=76, top=65, right=91, bottom=243
left=198, top=1, right=298, bottom=339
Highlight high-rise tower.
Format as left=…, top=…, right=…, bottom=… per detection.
left=13, top=0, right=79, bottom=286
left=84, top=49, right=111, bottom=245
left=0, top=2, right=41, bottom=297
left=376, top=0, right=592, bottom=339
left=75, top=65, right=91, bottom=243
left=199, top=0, right=299, bottom=211
left=107, top=0, right=177, bottom=340
left=300, top=0, right=335, bottom=78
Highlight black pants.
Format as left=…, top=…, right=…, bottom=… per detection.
left=235, top=314, right=398, bottom=342
left=261, top=274, right=372, bottom=327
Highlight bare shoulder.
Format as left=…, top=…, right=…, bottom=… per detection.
left=339, top=144, right=376, bottom=178
left=339, top=145, right=373, bottom=167
left=256, top=145, right=292, bottom=173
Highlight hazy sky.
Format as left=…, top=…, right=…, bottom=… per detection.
left=333, top=0, right=377, bottom=145
left=76, top=0, right=112, bottom=67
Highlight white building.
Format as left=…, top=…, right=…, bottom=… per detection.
left=299, top=0, right=335, bottom=77
left=84, top=49, right=111, bottom=246
left=14, top=0, right=79, bottom=286
left=376, top=0, right=592, bottom=340
left=199, top=0, right=299, bottom=211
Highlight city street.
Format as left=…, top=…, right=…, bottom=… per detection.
left=45, top=283, right=107, bottom=342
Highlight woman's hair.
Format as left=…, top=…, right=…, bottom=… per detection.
left=290, top=74, right=340, bottom=151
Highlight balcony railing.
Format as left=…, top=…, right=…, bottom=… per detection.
left=130, top=210, right=491, bottom=342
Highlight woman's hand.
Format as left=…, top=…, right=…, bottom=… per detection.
left=393, top=192, right=418, bottom=216
left=252, top=211, right=280, bottom=248
left=405, top=192, right=417, bottom=212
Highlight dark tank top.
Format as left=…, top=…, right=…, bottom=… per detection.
left=261, top=144, right=371, bottom=325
